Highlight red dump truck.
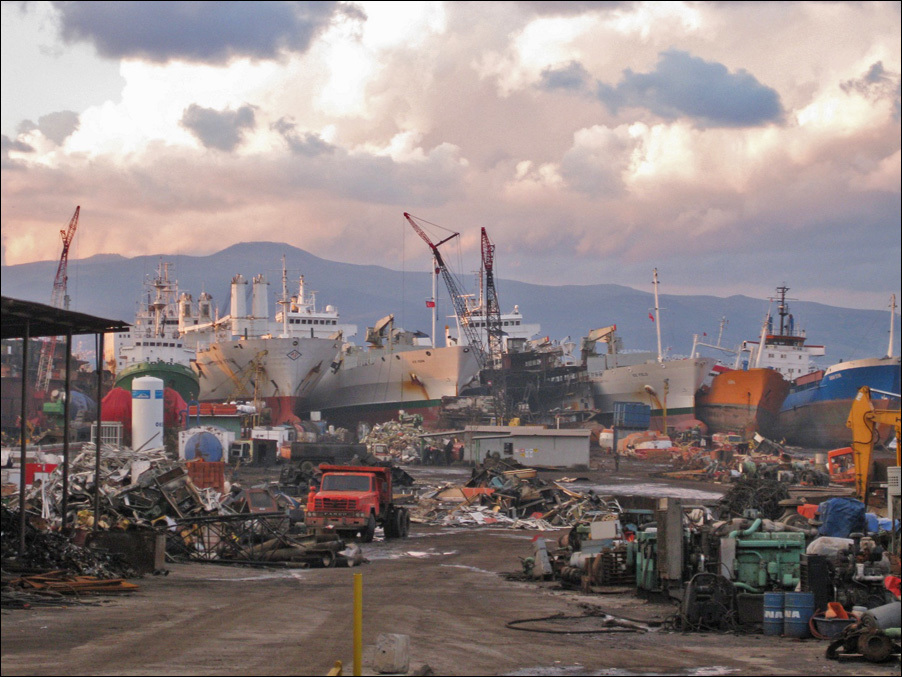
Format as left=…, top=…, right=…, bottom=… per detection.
left=305, top=465, right=410, bottom=542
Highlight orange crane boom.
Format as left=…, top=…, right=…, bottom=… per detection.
left=35, top=206, right=80, bottom=393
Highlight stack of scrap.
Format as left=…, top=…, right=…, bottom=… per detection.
left=1, top=506, right=138, bottom=579
left=164, top=512, right=357, bottom=568
left=362, top=421, right=423, bottom=463
left=715, top=478, right=791, bottom=520
left=410, top=459, right=610, bottom=529
left=19, top=444, right=224, bottom=529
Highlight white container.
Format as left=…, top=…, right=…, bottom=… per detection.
left=132, top=376, right=164, bottom=451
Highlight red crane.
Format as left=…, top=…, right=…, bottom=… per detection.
left=35, top=206, right=80, bottom=393
left=403, top=212, right=487, bottom=368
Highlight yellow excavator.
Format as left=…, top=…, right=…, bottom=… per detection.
left=845, top=385, right=901, bottom=505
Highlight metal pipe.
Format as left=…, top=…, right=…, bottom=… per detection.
left=728, top=517, right=762, bottom=539
left=62, top=331, right=72, bottom=526
left=353, top=572, right=363, bottom=676
left=93, top=332, right=104, bottom=529
left=19, top=324, right=30, bottom=555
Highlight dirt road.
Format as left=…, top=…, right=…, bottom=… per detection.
left=2, top=461, right=898, bottom=676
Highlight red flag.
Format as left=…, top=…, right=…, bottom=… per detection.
left=648, top=312, right=655, bottom=322
left=426, top=300, right=436, bottom=308
left=703, top=332, right=707, bottom=336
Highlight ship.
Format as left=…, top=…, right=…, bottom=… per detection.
left=695, top=286, right=823, bottom=438
left=776, top=294, right=901, bottom=448
left=304, top=314, right=481, bottom=429
left=581, top=271, right=715, bottom=433
left=107, top=261, right=200, bottom=403
left=180, top=259, right=355, bottom=425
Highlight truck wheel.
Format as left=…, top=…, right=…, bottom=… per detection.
left=361, top=514, right=376, bottom=543
left=384, top=509, right=397, bottom=539
left=300, top=461, right=316, bottom=475
left=399, top=508, right=410, bottom=538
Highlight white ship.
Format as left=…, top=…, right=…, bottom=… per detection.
left=106, top=261, right=200, bottom=402
left=180, top=259, right=356, bottom=424
left=304, top=314, right=481, bottom=428
left=582, top=270, right=715, bottom=432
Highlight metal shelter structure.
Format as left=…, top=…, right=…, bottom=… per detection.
left=1, top=296, right=130, bottom=553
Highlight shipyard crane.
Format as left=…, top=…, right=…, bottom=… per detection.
left=403, top=213, right=487, bottom=369
left=35, top=206, right=80, bottom=393
left=480, top=227, right=508, bottom=423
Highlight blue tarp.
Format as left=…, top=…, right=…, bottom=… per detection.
left=817, top=498, right=866, bottom=538
left=865, top=512, right=900, bottom=533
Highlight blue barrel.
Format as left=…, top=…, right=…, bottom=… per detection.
left=783, top=592, right=815, bottom=638
left=763, top=592, right=784, bottom=636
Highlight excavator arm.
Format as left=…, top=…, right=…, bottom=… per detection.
left=846, top=386, right=901, bottom=503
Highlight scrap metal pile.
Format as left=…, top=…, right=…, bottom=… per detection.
left=362, top=420, right=424, bottom=463
left=664, top=437, right=831, bottom=487
left=7, top=443, right=365, bottom=571
left=409, top=458, right=610, bottom=530
left=1, top=505, right=140, bottom=609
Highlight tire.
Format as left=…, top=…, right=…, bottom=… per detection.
left=360, top=514, right=376, bottom=543
left=300, top=460, right=316, bottom=475
left=399, top=508, right=410, bottom=538
left=384, top=508, right=397, bottom=539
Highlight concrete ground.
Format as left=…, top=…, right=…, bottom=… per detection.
left=2, top=460, right=899, bottom=676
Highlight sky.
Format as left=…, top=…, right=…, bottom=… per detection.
left=1, top=1, right=900, bottom=312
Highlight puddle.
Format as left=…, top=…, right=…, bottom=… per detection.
left=506, top=667, right=737, bottom=676
left=564, top=482, right=723, bottom=501
left=439, top=563, right=498, bottom=575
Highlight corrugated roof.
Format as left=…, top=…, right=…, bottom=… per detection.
left=1, top=296, right=130, bottom=339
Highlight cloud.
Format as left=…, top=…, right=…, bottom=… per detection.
left=18, top=110, right=81, bottom=145
left=52, top=1, right=349, bottom=64
left=1, top=133, right=34, bottom=169
left=841, top=61, right=901, bottom=120
left=596, top=49, right=784, bottom=127
left=539, top=61, right=593, bottom=92
left=180, top=104, right=256, bottom=151
left=271, top=117, right=334, bottom=157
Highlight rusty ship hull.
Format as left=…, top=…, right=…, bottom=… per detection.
left=696, top=368, right=790, bottom=438
left=193, top=336, right=343, bottom=425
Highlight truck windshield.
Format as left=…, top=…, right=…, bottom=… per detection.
left=322, top=475, right=371, bottom=492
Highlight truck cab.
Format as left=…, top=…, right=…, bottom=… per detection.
left=305, top=465, right=409, bottom=542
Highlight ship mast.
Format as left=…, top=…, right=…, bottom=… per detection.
left=431, top=254, right=438, bottom=349
left=889, top=293, right=897, bottom=359
left=280, top=254, right=289, bottom=338
left=653, top=268, right=663, bottom=363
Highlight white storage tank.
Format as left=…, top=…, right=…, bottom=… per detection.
left=132, top=376, right=164, bottom=450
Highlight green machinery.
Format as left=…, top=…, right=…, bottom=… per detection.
left=719, top=518, right=805, bottom=592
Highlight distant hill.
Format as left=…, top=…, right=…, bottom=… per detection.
left=2, top=241, right=899, bottom=366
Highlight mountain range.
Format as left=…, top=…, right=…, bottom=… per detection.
left=2, top=241, right=899, bottom=366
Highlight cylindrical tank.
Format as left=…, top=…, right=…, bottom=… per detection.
left=132, top=376, right=164, bottom=451
left=763, top=592, right=784, bottom=636
left=182, top=431, right=224, bottom=462
left=861, top=602, right=901, bottom=631
left=783, top=591, right=814, bottom=638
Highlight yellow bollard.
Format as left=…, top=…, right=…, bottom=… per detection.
left=353, top=573, right=362, bottom=676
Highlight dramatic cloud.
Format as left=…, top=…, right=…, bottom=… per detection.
left=272, top=117, right=335, bottom=157
left=52, top=1, right=348, bottom=64
left=180, top=104, right=256, bottom=151
left=841, top=61, right=901, bottom=120
left=1, top=134, right=34, bottom=170
left=540, top=61, right=593, bottom=92
left=596, top=49, right=784, bottom=127
left=18, top=110, right=81, bottom=145
left=1, top=2, right=899, bottom=311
